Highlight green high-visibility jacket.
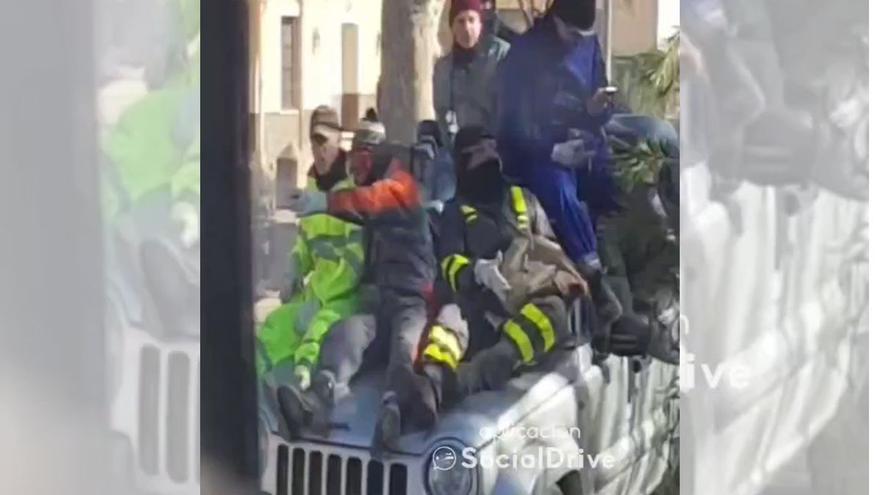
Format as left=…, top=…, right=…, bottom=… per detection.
left=257, top=174, right=365, bottom=376
left=101, top=38, right=199, bottom=221
left=292, top=175, right=365, bottom=305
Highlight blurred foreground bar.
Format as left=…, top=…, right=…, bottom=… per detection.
left=680, top=0, right=868, bottom=494
left=0, top=0, right=109, bottom=493
left=201, top=0, right=260, bottom=494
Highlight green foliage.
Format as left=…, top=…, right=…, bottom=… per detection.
left=612, top=30, right=680, bottom=119
left=610, top=135, right=674, bottom=192
left=610, top=29, right=680, bottom=191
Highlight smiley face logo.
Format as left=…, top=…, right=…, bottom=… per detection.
left=431, top=446, right=457, bottom=471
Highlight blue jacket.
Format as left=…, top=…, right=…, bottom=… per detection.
left=497, top=18, right=613, bottom=185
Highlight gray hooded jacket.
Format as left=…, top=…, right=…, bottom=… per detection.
left=433, top=35, right=509, bottom=146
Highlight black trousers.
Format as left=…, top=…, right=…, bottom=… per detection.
left=440, top=294, right=571, bottom=401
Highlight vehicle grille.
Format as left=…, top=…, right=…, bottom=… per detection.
left=138, top=344, right=200, bottom=484
left=275, top=444, right=409, bottom=495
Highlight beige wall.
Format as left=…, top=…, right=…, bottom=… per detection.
left=258, top=0, right=301, bottom=114
left=611, top=0, right=659, bottom=55
left=253, top=0, right=383, bottom=186
left=257, top=0, right=382, bottom=113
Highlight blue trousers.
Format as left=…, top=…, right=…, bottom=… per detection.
left=524, top=163, right=600, bottom=264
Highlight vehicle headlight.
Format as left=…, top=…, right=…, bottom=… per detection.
left=425, top=443, right=476, bottom=495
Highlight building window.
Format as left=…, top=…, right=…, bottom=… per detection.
left=281, top=16, right=302, bottom=110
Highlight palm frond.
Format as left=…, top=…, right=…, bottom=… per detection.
left=610, top=135, right=671, bottom=192
left=612, top=28, right=680, bottom=119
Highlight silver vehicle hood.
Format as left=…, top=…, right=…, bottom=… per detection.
left=295, top=345, right=591, bottom=455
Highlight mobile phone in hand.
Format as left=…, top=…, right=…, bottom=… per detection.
left=600, top=86, right=619, bottom=96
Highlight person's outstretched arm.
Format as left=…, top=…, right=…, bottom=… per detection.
left=326, top=162, right=421, bottom=223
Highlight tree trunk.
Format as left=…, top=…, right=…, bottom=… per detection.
left=518, top=0, right=534, bottom=28
left=378, top=0, right=444, bottom=143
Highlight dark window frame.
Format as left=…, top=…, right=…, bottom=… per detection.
left=281, top=15, right=302, bottom=110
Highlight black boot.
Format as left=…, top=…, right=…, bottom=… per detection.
left=645, top=317, right=680, bottom=365
left=602, top=314, right=649, bottom=357
left=576, top=259, right=623, bottom=324
left=306, top=370, right=337, bottom=433
left=603, top=314, right=679, bottom=365
left=372, top=392, right=401, bottom=454
left=414, top=365, right=444, bottom=428
left=277, top=373, right=334, bottom=438
left=456, top=339, right=520, bottom=395
left=277, top=385, right=309, bottom=439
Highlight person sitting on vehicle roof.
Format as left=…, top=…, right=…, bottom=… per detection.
left=256, top=106, right=365, bottom=396
left=401, top=282, right=471, bottom=429
left=595, top=116, right=681, bottom=365
left=496, top=0, right=624, bottom=326
left=281, top=118, right=437, bottom=451
left=423, top=125, right=591, bottom=400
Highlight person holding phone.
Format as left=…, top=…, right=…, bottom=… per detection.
left=497, top=0, right=623, bottom=324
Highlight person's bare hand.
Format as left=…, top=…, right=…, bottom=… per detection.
left=586, top=89, right=613, bottom=116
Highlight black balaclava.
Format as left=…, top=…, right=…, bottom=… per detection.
left=482, top=0, right=499, bottom=36
left=313, top=149, right=348, bottom=192
left=550, top=0, right=597, bottom=30
left=455, top=126, right=505, bottom=204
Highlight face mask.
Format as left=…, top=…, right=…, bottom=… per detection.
left=349, top=150, right=374, bottom=185
left=314, top=150, right=347, bottom=191
left=554, top=15, right=592, bottom=45
left=459, top=158, right=504, bottom=204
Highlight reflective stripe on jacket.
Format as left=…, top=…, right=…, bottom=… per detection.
left=258, top=174, right=366, bottom=373
left=502, top=297, right=566, bottom=364
left=293, top=175, right=365, bottom=304
left=439, top=186, right=553, bottom=294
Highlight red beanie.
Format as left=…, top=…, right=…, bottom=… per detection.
left=449, top=0, right=484, bottom=25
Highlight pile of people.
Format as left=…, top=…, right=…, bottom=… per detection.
left=256, top=0, right=679, bottom=452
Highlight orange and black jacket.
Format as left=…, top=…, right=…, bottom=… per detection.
left=326, top=149, right=436, bottom=295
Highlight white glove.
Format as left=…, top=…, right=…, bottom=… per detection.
left=425, top=200, right=445, bottom=213
left=290, top=188, right=328, bottom=215
left=551, top=138, right=594, bottom=168
left=474, top=252, right=512, bottom=304
left=293, top=364, right=311, bottom=391
left=171, top=201, right=200, bottom=248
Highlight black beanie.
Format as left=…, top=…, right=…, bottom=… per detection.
left=551, top=0, right=596, bottom=30
left=454, top=125, right=504, bottom=203
left=454, top=126, right=492, bottom=161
